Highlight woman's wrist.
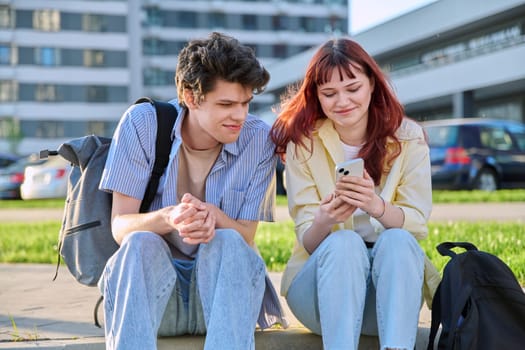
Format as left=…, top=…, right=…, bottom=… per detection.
left=369, top=195, right=386, bottom=219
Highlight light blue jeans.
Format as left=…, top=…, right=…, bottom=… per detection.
left=286, top=229, right=425, bottom=350
left=100, top=229, right=266, bottom=350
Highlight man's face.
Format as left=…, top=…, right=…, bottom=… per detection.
left=184, top=79, right=253, bottom=149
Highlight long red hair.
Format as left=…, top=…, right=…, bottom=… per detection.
left=271, top=38, right=404, bottom=185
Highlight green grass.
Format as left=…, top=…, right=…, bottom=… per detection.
left=0, top=221, right=60, bottom=263
left=1, top=189, right=524, bottom=210
left=1, top=219, right=524, bottom=285
left=431, top=189, right=525, bottom=203
left=0, top=198, right=65, bottom=209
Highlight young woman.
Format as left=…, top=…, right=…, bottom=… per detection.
left=271, top=37, right=440, bottom=350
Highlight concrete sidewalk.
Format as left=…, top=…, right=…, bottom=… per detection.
left=1, top=202, right=523, bottom=349
left=0, top=264, right=431, bottom=350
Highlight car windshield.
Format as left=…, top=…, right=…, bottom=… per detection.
left=506, top=124, right=525, bottom=151
left=425, top=125, right=458, bottom=147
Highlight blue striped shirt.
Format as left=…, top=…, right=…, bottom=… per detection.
left=99, top=99, right=286, bottom=329
left=100, top=99, right=277, bottom=221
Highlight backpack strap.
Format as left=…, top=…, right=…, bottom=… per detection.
left=92, top=98, right=177, bottom=328
left=437, top=241, right=478, bottom=258
left=134, top=97, right=178, bottom=213
left=427, top=283, right=442, bottom=350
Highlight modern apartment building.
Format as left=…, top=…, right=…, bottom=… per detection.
left=0, top=0, right=347, bottom=155
left=262, top=0, right=525, bottom=125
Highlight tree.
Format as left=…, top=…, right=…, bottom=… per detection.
left=0, top=117, right=23, bottom=154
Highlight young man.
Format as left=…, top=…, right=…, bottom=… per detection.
left=99, top=32, right=285, bottom=350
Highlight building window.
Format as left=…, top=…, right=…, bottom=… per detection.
left=143, top=38, right=165, bottom=55
left=300, top=17, right=323, bottom=32
left=273, top=44, right=287, bottom=58
left=0, top=80, right=17, bottom=102
left=477, top=101, right=523, bottom=122
left=0, top=5, right=13, bottom=28
left=145, top=7, right=162, bottom=26
left=34, top=120, right=65, bottom=138
left=164, top=41, right=184, bottom=55
left=272, top=16, right=289, bottom=30
left=33, top=9, right=60, bottom=31
left=87, top=121, right=117, bottom=137
left=0, top=44, right=12, bottom=65
left=144, top=68, right=173, bottom=86
left=209, top=12, right=226, bottom=29
left=176, top=11, right=197, bottom=28
left=242, top=14, right=257, bottom=30
left=82, top=14, right=106, bottom=32
left=84, top=50, right=105, bottom=67
left=35, top=85, right=57, bottom=102
left=87, top=86, right=108, bottom=102
left=34, top=47, right=60, bottom=66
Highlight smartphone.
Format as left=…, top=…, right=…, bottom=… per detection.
left=335, top=158, right=364, bottom=181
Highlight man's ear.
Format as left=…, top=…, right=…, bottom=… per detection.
left=183, top=89, right=197, bottom=109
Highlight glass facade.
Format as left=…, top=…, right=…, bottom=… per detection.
left=16, top=84, right=127, bottom=103
left=19, top=119, right=118, bottom=138
left=380, top=21, right=524, bottom=76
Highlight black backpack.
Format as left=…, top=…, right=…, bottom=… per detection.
left=42, top=98, right=177, bottom=287
left=428, top=242, right=525, bottom=350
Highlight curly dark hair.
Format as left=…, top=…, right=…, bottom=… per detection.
left=175, top=32, right=270, bottom=107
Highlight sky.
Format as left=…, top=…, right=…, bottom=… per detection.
left=350, top=0, right=437, bottom=34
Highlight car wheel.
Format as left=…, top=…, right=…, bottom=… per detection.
left=474, top=168, right=498, bottom=191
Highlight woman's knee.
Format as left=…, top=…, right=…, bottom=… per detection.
left=322, top=230, right=365, bottom=251
left=316, top=230, right=368, bottom=263
left=374, top=229, right=424, bottom=265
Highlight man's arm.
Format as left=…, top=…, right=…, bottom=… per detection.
left=206, top=203, right=258, bottom=246
left=179, top=193, right=258, bottom=246
left=110, top=192, right=207, bottom=245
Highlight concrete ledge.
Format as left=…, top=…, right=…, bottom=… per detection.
left=1, top=326, right=429, bottom=350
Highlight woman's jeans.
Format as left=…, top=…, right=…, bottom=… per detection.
left=99, top=229, right=266, bottom=350
left=286, top=229, right=425, bottom=350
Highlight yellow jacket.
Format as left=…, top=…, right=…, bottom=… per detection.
left=280, top=117, right=441, bottom=308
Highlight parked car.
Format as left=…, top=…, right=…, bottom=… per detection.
left=422, top=118, right=525, bottom=191
left=0, top=152, right=19, bottom=169
left=276, top=157, right=287, bottom=195
left=0, top=154, right=45, bottom=199
left=20, top=156, right=71, bottom=200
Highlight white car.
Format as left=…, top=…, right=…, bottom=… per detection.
left=20, top=156, right=71, bottom=200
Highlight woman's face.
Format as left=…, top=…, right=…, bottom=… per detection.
left=317, top=65, right=374, bottom=132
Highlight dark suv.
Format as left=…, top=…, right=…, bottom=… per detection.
left=421, top=118, right=525, bottom=191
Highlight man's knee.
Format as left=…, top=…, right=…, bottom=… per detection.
left=199, top=229, right=264, bottom=271
left=205, top=228, right=248, bottom=251
left=120, top=231, right=170, bottom=259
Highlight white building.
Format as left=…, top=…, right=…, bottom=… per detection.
left=0, top=0, right=347, bottom=155
left=261, top=0, right=525, bottom=124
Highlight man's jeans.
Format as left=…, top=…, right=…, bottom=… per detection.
left=99, top=229, right=266, bottom=350
left=286, top=228, right=425, bottom=350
